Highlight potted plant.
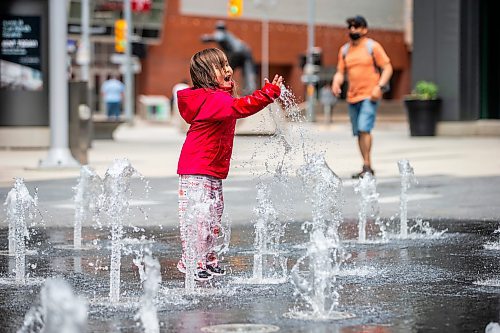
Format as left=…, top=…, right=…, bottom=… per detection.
left=404, top=80, right=441, bottom=136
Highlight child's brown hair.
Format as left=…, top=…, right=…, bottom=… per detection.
left=190, top=48, right=227, bottom=90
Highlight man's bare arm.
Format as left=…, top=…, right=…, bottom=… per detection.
left=332, top=72, right=344, bottom=97
left=378, top=63, right=393, bottom=87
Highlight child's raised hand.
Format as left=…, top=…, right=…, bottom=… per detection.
left=265, top=74, right=283, bottom=88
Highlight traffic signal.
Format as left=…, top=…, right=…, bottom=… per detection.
left=114, top=19, right=127, bottom=53
left=227, top=0, right=243, bottom=17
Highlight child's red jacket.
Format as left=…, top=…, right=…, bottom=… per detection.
left=176, top=83, right=281, bottom=179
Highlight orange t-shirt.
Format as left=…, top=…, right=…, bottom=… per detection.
left=337, top=38, right=391, bottom=104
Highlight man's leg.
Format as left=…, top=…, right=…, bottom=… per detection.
left=354, top=99, right=378, bottom=176
left=117, top=102, right=123, bottom=119
left=106, top=102, right=112, bottom=119
left=113, top=102, right=120, bottom=119
left=358, top=131, right=372, bottom=168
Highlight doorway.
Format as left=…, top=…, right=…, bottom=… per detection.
left=480, top=0, right=500, bottom=119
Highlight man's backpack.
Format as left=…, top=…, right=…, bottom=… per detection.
left=341, top=38, right=390, bottom=93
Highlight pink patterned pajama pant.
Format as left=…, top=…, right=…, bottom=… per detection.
left=178, top=175, right=224, bottom=270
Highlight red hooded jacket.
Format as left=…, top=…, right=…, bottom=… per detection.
left=177, top=83, right=281, bottom=179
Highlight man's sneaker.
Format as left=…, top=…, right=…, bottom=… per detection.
left=206, top=264, right=226, bottom=276
left=194, top=269, right=213, bottom=281
left=352, top=165, right=375, bottom=179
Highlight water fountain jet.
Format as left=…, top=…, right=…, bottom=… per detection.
left=135, top=253, right=161, bottom=333
left=4, top=178, right=39, bottom=284
left=101, top=158, right=142, bottom=303
left=354, top=172, right=384, bottom=243
left=18, top=278, right=87, bottom=333
left=288, top=154, right=353, bottom=320
left=251, top=183, right=287, bottom=283
left=73, top=165, right=102, bottom=250
left=398, top=159, right=417, bottom=238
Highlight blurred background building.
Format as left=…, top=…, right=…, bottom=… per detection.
left=0, top=0, right=497, bottom=148
left=412, top=0, right=498, bottom=121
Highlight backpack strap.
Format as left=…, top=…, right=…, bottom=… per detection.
left=365, top=38, right=379, bottom=73
left=341, top=42, right=350, bottom=61
left=341, top=43, right=350, bottom=75
left=365, top=38, right=374, bottom=55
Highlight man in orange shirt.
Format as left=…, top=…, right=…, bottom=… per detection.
left=332, top=15, right=393, bottom=178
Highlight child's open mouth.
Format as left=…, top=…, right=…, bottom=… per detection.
left=224, top=75, right=231, bottom=82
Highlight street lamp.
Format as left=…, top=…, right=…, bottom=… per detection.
left=253, top=0, right=277, bottom=84
left=306, top=0, right=316, bottom=122
left=123, top=0, right=134, bottom=123
left=39, top=0, right=79, bottom=168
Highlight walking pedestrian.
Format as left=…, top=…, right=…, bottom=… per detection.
left=101, top=74, right=125, bottom=120
left=331, top=15, right=393, bottom=178
left=320, top=84, right=337, bottom=123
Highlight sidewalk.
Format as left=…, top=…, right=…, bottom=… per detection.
left=1, top=117, right=499, bottom=225
left=1, top=117, right=499, bottom=184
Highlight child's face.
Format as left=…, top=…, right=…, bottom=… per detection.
left=214, top=58, right=233, bottom=89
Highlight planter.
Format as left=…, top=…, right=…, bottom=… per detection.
left=404, top=99, right=441, bottom=136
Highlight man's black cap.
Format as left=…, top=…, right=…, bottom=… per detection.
left=346, top=15, right=368, bottom=28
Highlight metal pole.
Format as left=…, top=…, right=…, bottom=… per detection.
left=254, top=0, right=276, bottom=83
left=39, top=0, right=79, bottom=168
left=306, top=0, right=316, bottom=122
left=124, top=0, right=134, bottom=123
left=81, top=0, right=90, bottom=82
left=261, top=15, right=269, bottom=83
left=81, top=0, right=93, bottom=150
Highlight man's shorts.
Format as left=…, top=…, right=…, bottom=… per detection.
left=348, top=99, right=379, bottom=136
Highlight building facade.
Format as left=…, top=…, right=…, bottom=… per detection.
left=139, top=0, right=411, bottom=103
left=413, top=0, right=498, bottom=122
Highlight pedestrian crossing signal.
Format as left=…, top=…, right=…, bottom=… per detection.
left=227, top=0, right=243, bottom=17
left=114, top=19, right=127, bottom=53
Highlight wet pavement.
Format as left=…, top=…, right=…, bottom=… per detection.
left=1, top=218, right=500, bottom=332
left=1, top=120, right=500, bottom=332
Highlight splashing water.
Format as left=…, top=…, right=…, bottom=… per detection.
left=101, top=158, right=142, bottom=303
left=73, top=166, right=102, bottom=249
left=289, top=154, right=353, bottom=320
left=18, top=278, right=87, bottom=333
left=289, top=229, right=353, bottom=320
left=211, top=209, right=231, bottom=265
left=483, top=226, right=500, bottom=250
left=251, top=183, right=286, bottom=283
left=407, top=218, right=447, bottom=239
left=242, top=88, right=308, bottom=285
left=4, top=178, right=38, bottom=284
left=180, top=187, right=214, bottom=293
left=354, top=172, right=385, bottom=242
left=275, top=86, right=317, bottom=162
left=278, top=86, right=304, bottom=123
left=135, top=253, right=161, bottom=333
left=297, top=153, right=343, bottom=235
left=398, top=159, right=417, bottom=238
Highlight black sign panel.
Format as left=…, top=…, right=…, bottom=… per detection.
left=1, top=16, right=43, bottom=90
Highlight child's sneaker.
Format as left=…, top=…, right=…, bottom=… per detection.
left=206, top=264, right=226, bottom=276
left=194, top=269, right=213, bottom=281
left=178, top=262, right=213, bottom=281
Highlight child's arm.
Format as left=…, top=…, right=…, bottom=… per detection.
left=231, top=74, right=283, bottom=118
left=198, top=75, right=283, bottom=121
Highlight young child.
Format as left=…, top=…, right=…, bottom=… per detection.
left=176, top=48, right=283, bottom=281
